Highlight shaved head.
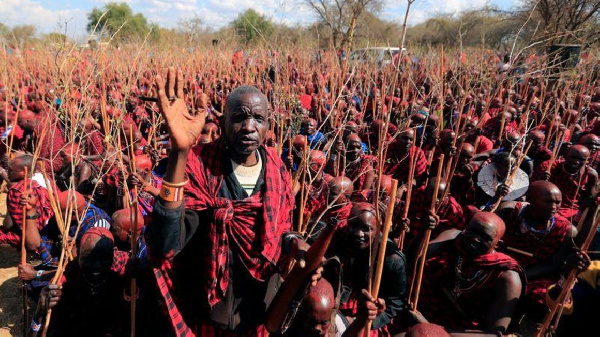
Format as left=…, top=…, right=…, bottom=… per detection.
left=460, top=211, right=506, bottom=257
left=527, top=180, right=561, bottom=199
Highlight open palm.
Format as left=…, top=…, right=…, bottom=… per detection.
left=155, top=67, right=206, bottom=151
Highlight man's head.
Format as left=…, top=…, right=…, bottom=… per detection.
left=308, top=150, right=326, bottom=177
left=458, top=143, right=475, bottom=167
left=302, top=118, right=318, bottom=136
left=135, top=155, right=153, bottom=172
left=327, top=176, right=353, bottom=206
left=396, top=128, right=415, bottom=155
left=564, top=144, right=590, bottom=172
left=223, top=86, right=269, bottom=159
left=78, top=227, right=114, bottom=293
left=17, top=109, right=38, bottom=131
left=579, top=134, right=600, bottom=154
left=347, top=202, right=378, bottom=250
left=439, top=129, right=455, bottom=152
left=7, top=154, right=33, bottom=182
left=526, top=181, right=562, bottom=220
left=297, top=278, right=335, bottom=336
left=111, top=207, right=144, bottom=244
left=529, top=130, right=545, bottom=150
left=492, top=152, right=516, bottom=179
left=345, top=133, right=362, bottom=162
left=458, top=211, right=505, bottom=257
left=502, top=132, right=522, bottom=152
left=425, top=177, right=447, bottom=207
left=57, top=190, right=87, bottom=218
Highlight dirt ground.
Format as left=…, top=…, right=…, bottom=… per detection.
left=0, top=192, right=26, bottom=337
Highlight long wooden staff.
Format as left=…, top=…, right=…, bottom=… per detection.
left=21, top=167, right=29, bottom=335
left=489, top=141, right=533, bottom=212
left=544, top=130, right=565, bottom=179
left=365, top=179, right=399, bottom=334
left=536, top=205, right=599, bottom=337
left=128, top=126, right=139, bottom=337
left=410, top=155, right=444, bottom=310
left=398, top=133, right=417, bottom=250
left=298, top=142, right=308, bottom=233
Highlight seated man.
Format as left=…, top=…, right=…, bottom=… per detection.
left=328, top=202, right=408, bottom=333
left=533, top=145, right=598, bottom=220
left=415, top=212, right=524, bottom=335
left=29, top=228, right=129, bottom=336
left=496, top=181, right=589, bottom=308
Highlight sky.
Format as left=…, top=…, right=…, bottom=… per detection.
left=0, top=0, right=520, bottom=39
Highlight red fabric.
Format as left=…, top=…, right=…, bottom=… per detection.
left=153, top=139, right=293, bottom=336
left=534, top=159, right=592, bottom=211
left=419, top=242, right=524, bottom=330
left=345, top=154, right=375, bottom=191
left=502, top=202, right=571, bottom=302
left=407, top=187, right=466, bottom=241
left=299, top=93, right=312, bottom=110
left=384, top=145, right=427, bottom=185
left=36, top=125, right=66, bottom=172
left=304, top=175, right=330, bottom=219
left=474, top=136, right=494, bottom=154
left=7, top=179, right=53, bottom=231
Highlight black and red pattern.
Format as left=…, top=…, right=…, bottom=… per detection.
left=384, top=145, right=428, bottom=185
left=419, top=241, right=524, bottom=330
left=7, top=179, right=54, bottom=232
left=152, top=139, right=293, bottom=336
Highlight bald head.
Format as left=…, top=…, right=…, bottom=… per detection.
left=527, top=180, right=561, bottom=200
left=460, top=211, right=506, bottom=257
left=327, top=176, right=353, bottom=205
left=579, top=134, right=600, bottom=153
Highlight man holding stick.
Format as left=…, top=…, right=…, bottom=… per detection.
left=146, top=68, right=315, bottom=335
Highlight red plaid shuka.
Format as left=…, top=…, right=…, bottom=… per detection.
left=345, top=154, right=376, bottom=191
left=406, top=187, right=466, bottom=242
left=153, top=139, right=293, bottom=336
left=502, top=202, right=571, bottom=302
left=384, top=145, right=427, bottom=185
left=303, top=174, right=330, bottom=219
left=7, top=179, right=53, bottom=231
left=82, top=129, right=105, bottom=167
left=419, top=242, right=524, bottom=330
left=35, top=125, right=66, bottom=172
left=534, top=159, right=593, bottom=212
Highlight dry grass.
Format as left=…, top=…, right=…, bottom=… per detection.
left=0, top=192, right=24, bottom=337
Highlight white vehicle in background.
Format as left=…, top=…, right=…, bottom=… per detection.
left=348, top=47, right=406, bottom=66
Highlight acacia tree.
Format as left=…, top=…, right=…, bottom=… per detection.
left=301, top=0, right=383, bottom=50
left=519, top=0, right=600, bottom=45
left=232, top=9, right=274, bottom=45
left=87, top=2, right=156, bottom=42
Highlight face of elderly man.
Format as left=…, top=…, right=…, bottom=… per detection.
left=223, top=86, right=269, bottom=162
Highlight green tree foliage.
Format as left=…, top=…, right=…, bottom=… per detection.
left=406, top=9, right=518, bottom=50
left=232, top=9, right=274, bottom=45
left=8, top=25, right=37, bottom=48
left=87, top=2, right=156, bottom=42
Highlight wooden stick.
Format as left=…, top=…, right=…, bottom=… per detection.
left=537, top=206, right=599, bottom=336
left=365, top=179, right=399, bottom=334
left=21, top=166, right=29, bottom=336
left=489, top=141, right=533, bottom=212
left=298, top=142, right=308, bottom=233
left=411, top=155, right=444, bottom=310
left=398, top=132, right=417, bottom=250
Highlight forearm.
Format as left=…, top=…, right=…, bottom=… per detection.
left=146, top=199, right=186, bottom=261
left=162, top=149, right=189, bottom=209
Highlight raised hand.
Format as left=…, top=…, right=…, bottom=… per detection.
left=155, top=67, right=206, bottom=151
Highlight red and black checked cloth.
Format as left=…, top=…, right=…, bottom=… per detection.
left=345, top=154, right=376, bottom=191
left=534, top=159, right=592, bottom=211
left=502, top=202, right=570, bottom=302
left=406, top=187, right=466, bottom=242
left=153, top=139, right=293, bottom=336
left=384, top=145, right=428, bottom=185
left=7, top=179, right=54, bottom=231
left=419, top=243, right=524, bottom=330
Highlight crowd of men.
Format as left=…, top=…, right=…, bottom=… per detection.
left=0, top=47, right=599, bottom=337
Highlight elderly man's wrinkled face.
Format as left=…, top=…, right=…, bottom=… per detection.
left=224, top=93, right=268, bottom=157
